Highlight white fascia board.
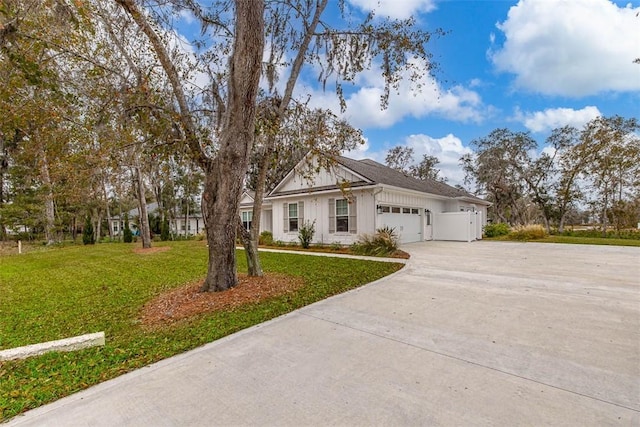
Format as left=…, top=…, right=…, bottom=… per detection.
left=240, top=202, right=273, bottom=209
left=377, top=184, right=453, bottom=201
left=455, top=195, right=492, bottom=206
left=265, top=184, right=379, bottom=201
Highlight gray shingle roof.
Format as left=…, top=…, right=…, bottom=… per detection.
left=335, top=156, right=483, bottom=201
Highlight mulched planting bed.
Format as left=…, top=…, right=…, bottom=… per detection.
left=140, top=273, right=305, bottom=327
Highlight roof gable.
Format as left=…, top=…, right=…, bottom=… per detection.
left=239, top=190, right=255, bottom=206
left=269, top=154, right=373, bottom=197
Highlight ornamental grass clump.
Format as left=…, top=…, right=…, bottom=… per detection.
left=352, top=226, right=399, bottom=256
left=508, top=224, right=547, bottom=241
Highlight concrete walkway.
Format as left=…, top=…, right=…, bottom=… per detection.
left=6, top=241, right=640, bottom=426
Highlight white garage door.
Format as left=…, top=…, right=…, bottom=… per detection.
left=380, top=206, right=422, bottom=244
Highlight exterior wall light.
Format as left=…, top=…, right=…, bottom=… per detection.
left=376, top=205, right=383, bottom=214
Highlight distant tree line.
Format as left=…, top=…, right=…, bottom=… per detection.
left=460, top=116, right=639, bottom=235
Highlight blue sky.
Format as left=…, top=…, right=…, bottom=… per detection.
left=302, top=0, right=640, bottom=185
left=178, top=0, right=640, bottom=185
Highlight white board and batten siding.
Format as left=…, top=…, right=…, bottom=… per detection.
left=271, top=190, right=375, bottom=245
left=276, top=160, right=365, bottom=194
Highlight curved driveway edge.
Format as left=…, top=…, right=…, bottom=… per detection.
left=6, top=241, right=639, bottom=426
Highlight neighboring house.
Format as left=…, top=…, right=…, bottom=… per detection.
left=264, top=154, right=491, bottom=244
left=239, top=190, right=272, bottom=233
left=110, top=202, right=205, bottom=237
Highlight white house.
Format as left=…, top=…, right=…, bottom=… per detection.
left=264, top=155, right=491, bottom=244
left=239, top=190, right=272, bottom=233
left=110, top=202, right=205, bottom=237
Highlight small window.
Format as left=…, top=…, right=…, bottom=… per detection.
left=411, top=208, right=419, bottom=214
left=381, top=206, right=390, bottom=213
left=426, top=212, right=432, bottom=226
left=391, top=207, right=401, bottom=214
left=289, top=203, right=298, bottom=232
left=402, top=207, right=411, bottom=214
left=241, top=211, right=253, bottom=231
left=113, top=223, right=119, bottom=232
left=336, top=199, right=349, bottom=232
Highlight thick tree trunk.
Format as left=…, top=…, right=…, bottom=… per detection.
left=201, top=0, right=264, bottom=292
left=134, top=166, right=152, bottom=248
left=201, top=159, right=248, bottom=291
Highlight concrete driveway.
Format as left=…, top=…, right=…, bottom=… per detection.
left=7, top=241, right=640, bottom=426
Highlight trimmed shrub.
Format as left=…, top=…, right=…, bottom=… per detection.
left=484, top=222, right=510, bottom=238
left=508, top=224, right=547, bottom=241
left=123, top=213, right=133, bottom=243
left=298, top=220, right=315, bottom=249
left=351, top=226, right=399, bottom=257
left=259, top=231, right=274, bottom=246
left=82, top=216, right=95, bottom=245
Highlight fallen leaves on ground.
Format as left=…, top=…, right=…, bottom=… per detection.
left=140, top=273, right=304, bottom=328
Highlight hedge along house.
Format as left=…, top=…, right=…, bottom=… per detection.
left=265, top=154, right=491, bottom=245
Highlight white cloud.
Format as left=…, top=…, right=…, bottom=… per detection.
left=490, top=0, right=640, bottom=96
left=300, top=57, right=486, bottom=130
left=348, top=0, right=437, bottom=19
left=167, top=32, right=211, bottom=92
left=404, top=133, right=471, bottom=186
left=346, top=133, right=471, bottom=186
left=177, top=9, right=196, bottom=25
left=515, top=106, right=602, bottom=133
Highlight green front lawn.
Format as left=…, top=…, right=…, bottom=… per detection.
left=485, top=234, right=640, bottom=247
left=538, top=235, right=640, bottom=247
left=0, top=241, right=403, bottom=421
